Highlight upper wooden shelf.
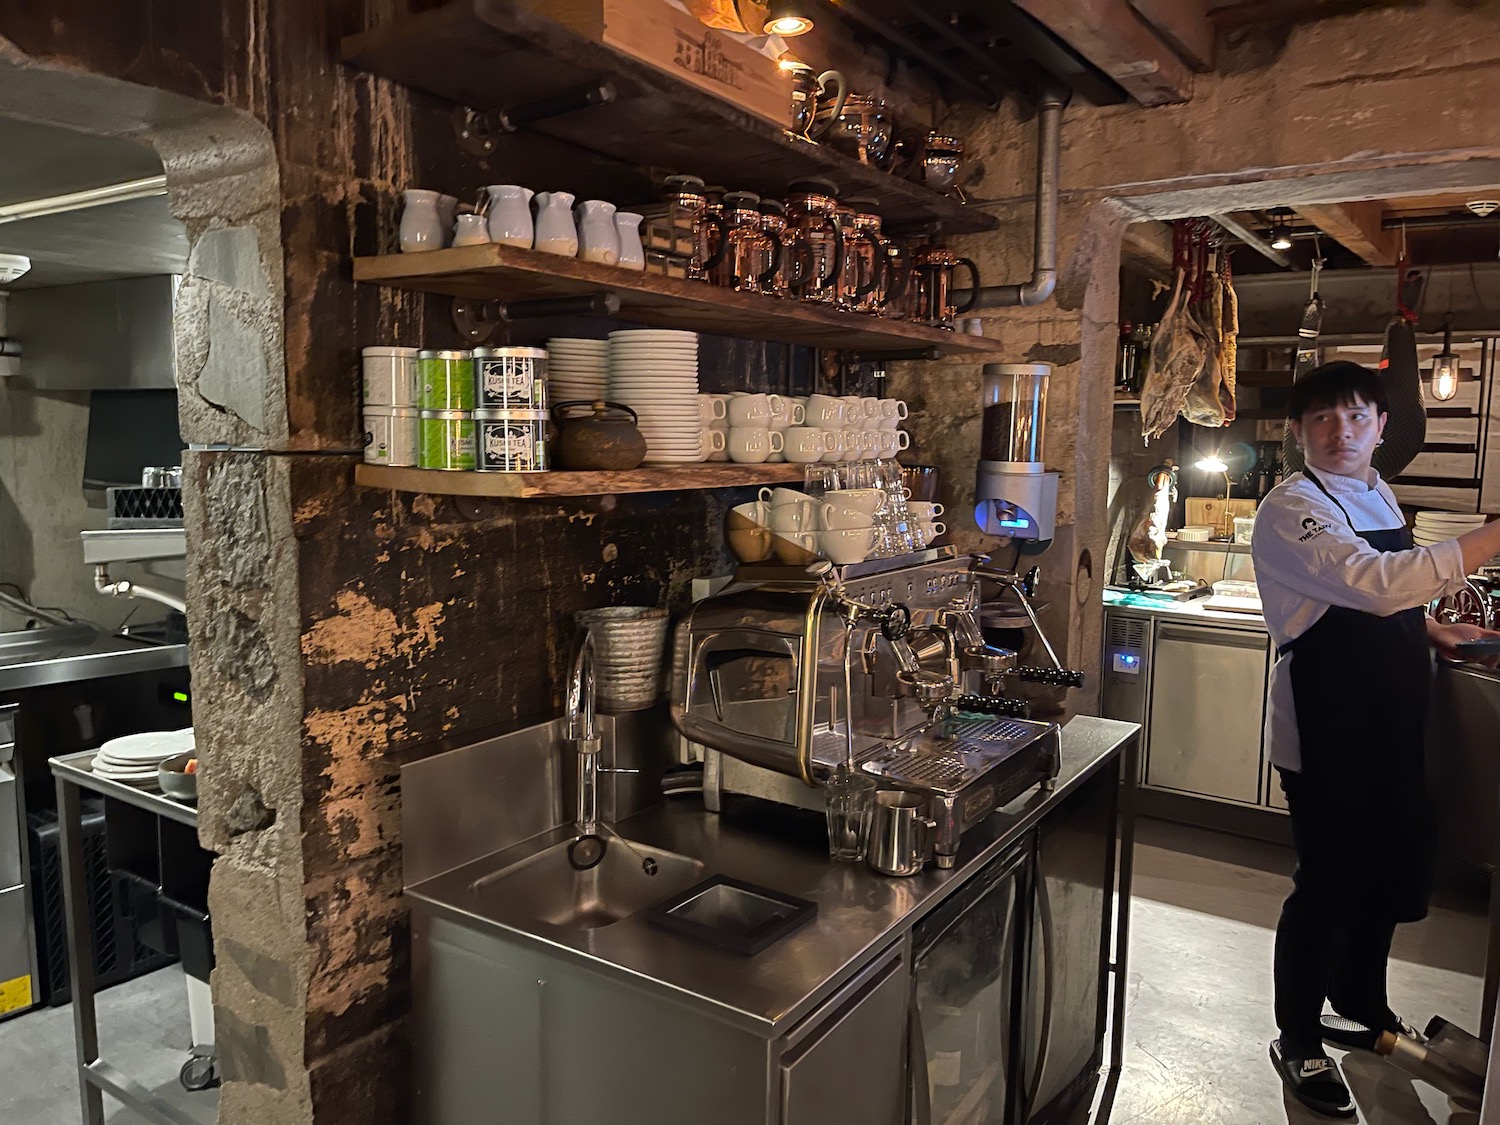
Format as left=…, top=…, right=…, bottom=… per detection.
left=353, top=243, right=994, bottom=354
left=356, top=462, right=807, bottom=499
left=341, top=0, right=996, bottom=236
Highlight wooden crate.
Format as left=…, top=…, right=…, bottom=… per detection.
left=527, top=0, right=790, bottom=127
left=1185, top=497, right=1258, bottom=534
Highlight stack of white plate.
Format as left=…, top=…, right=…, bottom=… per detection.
left=91, top=729, right=195, bottom=789
left=546, top=338, right=608, bottom=406
left=606, top=330, right=702, bottom=464
left=1414, top=510, right=1487, bottom=547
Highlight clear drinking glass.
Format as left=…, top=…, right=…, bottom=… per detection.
left=803, top=464, right=842, bottom=500
left=824, top=765, right=877, bottom=862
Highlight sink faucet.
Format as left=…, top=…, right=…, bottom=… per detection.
left=564, top=630, right=602, bottom=837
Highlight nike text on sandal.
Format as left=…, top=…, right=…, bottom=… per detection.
left=1321, top=1013, right=1424, bottom=1051
left=1270, top=1039, right=1356, bottom=1118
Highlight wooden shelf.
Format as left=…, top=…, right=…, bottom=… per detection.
left=354, top=243, right=994, bottom=354
left=340, top=1, right=995, bottom=235
left=355, top=461, right=807, bottom=498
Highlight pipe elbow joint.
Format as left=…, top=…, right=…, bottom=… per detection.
left=1018, top=271, right=1057, bottom=307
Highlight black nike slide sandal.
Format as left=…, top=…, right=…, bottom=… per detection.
left=1321, top=1013, right=1424, bottom=1051
left=1270, top=1039, right=1356, bottom=1118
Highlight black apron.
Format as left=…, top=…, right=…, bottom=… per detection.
left=1278, top=469, right=1436, bottom=922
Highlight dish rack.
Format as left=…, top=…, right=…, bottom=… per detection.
left=106, top=487, right=184, bottom=530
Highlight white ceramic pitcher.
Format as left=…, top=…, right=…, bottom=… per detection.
left=485, top=185, right=534, bottom=248
left=533, top=191, right=578, bottom=257
left=576, top=199, right=620, bottom=265
left=614, top=211, right=645, bottom=271
left=399, top=189, right=444, bottom=253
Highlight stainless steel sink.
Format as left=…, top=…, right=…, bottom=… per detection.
left=468, top=836, right=706, bottom=931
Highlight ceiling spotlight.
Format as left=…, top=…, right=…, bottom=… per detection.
left=1267, top=207, right=1294, bottom=252
left=1430, top=315, right=1461, bottom=402
left=764, top=0, right=814, bottom=36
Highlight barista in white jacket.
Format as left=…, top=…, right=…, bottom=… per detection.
left=1252, top=361, right=1500, bottom=1118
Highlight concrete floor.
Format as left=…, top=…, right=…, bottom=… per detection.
left=0, top=964, right=217, bottom=1125
left=1096, top=818, right=1489, bottom=1125
left=0, top=819, right=1487, bottom=1125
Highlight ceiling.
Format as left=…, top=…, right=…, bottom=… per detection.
left=0, top=116, right=187, bottom=291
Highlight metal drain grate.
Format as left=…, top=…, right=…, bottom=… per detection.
left=106, top=487, right=183, bottom=529
left=954, top=718, right=1034, bottom=743
left=866, top=749, right=974, bottom=788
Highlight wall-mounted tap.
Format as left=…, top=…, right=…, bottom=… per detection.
left=564, top=630, right=601, bottom=837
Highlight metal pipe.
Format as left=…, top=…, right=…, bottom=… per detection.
left=92, top=565, right=187, bottom=615
left=0, top=176, right=167, bottom=226
left=972, top=89, right=1064, bottom=309
left=1209, top=213, right=1293, bottom=269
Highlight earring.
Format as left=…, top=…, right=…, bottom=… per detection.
left=1377, top=438, right=1385, bottom=446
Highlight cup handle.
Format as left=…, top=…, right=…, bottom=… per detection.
left=790, top=402, right=806, bottom=425
left=895, top=430, right=910, bottom=450
left=758, top=486, right=774, bottom=503
left=768, top=429, right=785, bottom=453
left=895, top=400, right=909, bottom=420
left=706, top=429, right=726, bottom=452
left=709, top=398, right=727, bottom=420
left=822, top=431, right=837, bottom=451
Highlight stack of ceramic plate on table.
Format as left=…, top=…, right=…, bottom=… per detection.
left=606, top=330, right=703, bottom=465
left=546, top=338, right=608, bottom=407
left=90, top=729, right=196, bottom=789
left=1414, top=510, right=1488, bottom=551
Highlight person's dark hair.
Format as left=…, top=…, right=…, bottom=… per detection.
left=1285, top=361, right=1388, bottom=420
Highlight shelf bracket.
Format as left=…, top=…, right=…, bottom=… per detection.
left=453, top=81, right=617, bottom=156
left=453, top=293, right=622, bottom=343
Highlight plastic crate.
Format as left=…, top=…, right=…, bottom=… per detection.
left=26, top=803, right=173, bottom=1005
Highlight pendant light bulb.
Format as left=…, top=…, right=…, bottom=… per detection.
left=1270, top=228, right=1293, bottom=252
left=1267, top=207, right=1294, bottom=251
left=1430, top=316, right=1461, bottom=402
left=764, top=0, right=814, bottom=36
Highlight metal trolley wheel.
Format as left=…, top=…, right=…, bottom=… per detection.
left=180, top=1050, right=221, bottom=1092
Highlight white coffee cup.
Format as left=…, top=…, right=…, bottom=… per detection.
left=771, top=530, right=819, bottom=565
left=860, top=397, right=883, bottom=427
left=758, top=486, right=810, bottom=507
left=840, top=395, right=867, bottom=427
left=768, top=397, right=806, bottom=429
left=908, top=502, right=944, bottom=521
left=784, top=427, right=830, bottom=464
left=806, top=394, right=846, bottom=427
left=878, top=399, right=909, bottom=430
left=727, top=393, right=783, bottom=427
left=730, top=499, right=768, bottom=526
left=701, top=428, right=727, bottom=455
left=824, top=488, right=884, bottom=516
left=821, top=431, right=847, bottom=463
left=729, top=426, right=784, bottom=463
left=843, top=430, right=875, bottom=460
left=821, top=526, right=877, bottom=565
left=770, top=499, right=819, bottom=533
left=707, top=418, right=730, bottom=462
left=875, top=430, right=911, bottom=457
left=822, top=490, right=885, bottom=528
left=697, top=394, right=727, bottom=423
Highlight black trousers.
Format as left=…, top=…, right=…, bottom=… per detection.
left=1275, top=768, right=1400, bottom=1057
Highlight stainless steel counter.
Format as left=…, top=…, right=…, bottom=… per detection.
left=1103, top=590, right=1267, bottom=630
left=407, top=714, right=1139, bottom=1037
left=0, top=625, right=188, bottom=694
left=50, top=750, right=198, bottom=828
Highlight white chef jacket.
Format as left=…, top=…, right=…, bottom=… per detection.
left=1251, top=468, right=1468, bottom=771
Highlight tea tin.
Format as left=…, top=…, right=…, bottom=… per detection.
left=474, top=408, right=550, bottom=473
left=362, top=346, right=420, bottom=406
left=474, top=346, right=548, bottom=410
left=418, top=409, right=476, bottom=471
left=417, top=349, right=475, bottom=411
left=362, top=405, right=419, bottom=466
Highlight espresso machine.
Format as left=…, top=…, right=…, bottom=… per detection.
left=670, top=550, right=1084, bottom=868
left=975, top=363, right=1059, bottom=548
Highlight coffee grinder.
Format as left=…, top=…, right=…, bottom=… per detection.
left=975, top=363, right=1058, bottom=549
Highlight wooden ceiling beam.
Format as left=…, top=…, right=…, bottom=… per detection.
left=1013, top=0, right=1194, bottom=105
left=1297, top=201, right=1402, bottom=266
left=1129, top=0, right=1216, bottom=71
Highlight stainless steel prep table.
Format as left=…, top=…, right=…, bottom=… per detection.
left=49, top=750, right=212, bottom=1125
left=409, top=715, right=1140, bottom=1040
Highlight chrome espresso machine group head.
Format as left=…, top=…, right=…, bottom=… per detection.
left=670, top=549, right=1084, bottom=868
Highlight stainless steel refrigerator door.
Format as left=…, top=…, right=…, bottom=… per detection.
left=1022, top=765, right=1117, bottom=1124
left=910, top=844, right=1027, bottom=1125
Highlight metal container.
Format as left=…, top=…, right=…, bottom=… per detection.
left=417, top=349, right=475, bottom=411
left=474, top=346, right=548, bottom=410
left=474, top=408, right=549, bottom=473
left=866, top=791, right=934, bottom=876
left=363, top=405, right=420, bottom=466
left=361, top=346, right=420, bottom=406
left=418, top=409, right=476, bottom=471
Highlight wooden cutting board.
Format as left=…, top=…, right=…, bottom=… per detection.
left=1185, top=497, right=1258, bottom=531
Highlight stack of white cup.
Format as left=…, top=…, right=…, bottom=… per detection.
left=722, top=486, right=886, bottom=566
left=724, top=392, right=800, bottom=464
left=783, top=394, right=910, bottom=463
